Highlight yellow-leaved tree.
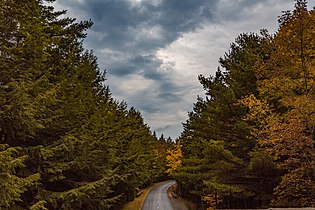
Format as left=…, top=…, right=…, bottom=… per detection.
left=165, top=140, right=183, bottom=176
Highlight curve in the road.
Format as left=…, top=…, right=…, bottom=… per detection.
left=141, top=180, right=176, bottom=210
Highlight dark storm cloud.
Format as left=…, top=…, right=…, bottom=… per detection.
left=109, top=65, right=136, bottom=76
left=53, top=0, right=315, bottom=139
left=55, top=0, right=219, bottom=106
left=158, top=92, right=181, bottom=102
left=135, top=80, right=186, bottom=113
left=142, top=70, right=164, bottom=81
left=139, top=102, right=161, bottom=114
left=109, top=54, right=164, bottom=79
left=155, top=0, right=213, bottom=33
left=58, top=0, right=218, bottom=51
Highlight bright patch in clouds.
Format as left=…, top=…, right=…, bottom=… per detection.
left=120, top=75, right=154, bottom=92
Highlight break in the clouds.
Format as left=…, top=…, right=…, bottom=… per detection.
left=53, top=0, right=315, bottom=139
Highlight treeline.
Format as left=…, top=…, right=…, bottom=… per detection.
left=168, top=1, right=315, bottom=209
left=0, top=0, right=170, bottom=209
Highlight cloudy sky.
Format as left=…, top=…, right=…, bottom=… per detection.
left=53, top=0, right=314, bottom=139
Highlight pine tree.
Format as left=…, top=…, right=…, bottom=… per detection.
left=0, top=145, right=40, bottom=208
left=177, top=33, right=275, bottom=208
left=1, top=1, right=165, bottom=209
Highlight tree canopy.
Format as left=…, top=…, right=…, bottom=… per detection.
left=173, top=0, right=314, bottom=209
left=1, top=0, right=314, bottom=209
left=0, top=0, right=169, bottom=209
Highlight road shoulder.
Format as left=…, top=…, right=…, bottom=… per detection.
left=119, top=181, right=171, bottom=210
left=119, top=182, right=160, bottom=210
left=167, top=182, right=197, bottom=210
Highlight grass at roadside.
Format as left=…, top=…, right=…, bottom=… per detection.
left=119, top=182, right=161, bottom=210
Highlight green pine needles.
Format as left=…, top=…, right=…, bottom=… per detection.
left=0, top=0, right=168, bottom=209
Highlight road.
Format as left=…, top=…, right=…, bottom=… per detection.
left=141, top=180, right=176, bottom=210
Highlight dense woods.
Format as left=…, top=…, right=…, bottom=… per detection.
left=168, top=0, right=315, bottom=209
left=1, top=0, right=315, bottom=210
left=0, top=0, right=169, bottom=209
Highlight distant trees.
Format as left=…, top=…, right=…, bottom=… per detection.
left=174, top=0, right=314, bottom=209
left=0, top=0, right=168, bottom=209
left=2, top=0, right=314, bottom=209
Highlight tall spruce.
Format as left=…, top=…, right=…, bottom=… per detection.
left=0, top=0, right=166, bottom=209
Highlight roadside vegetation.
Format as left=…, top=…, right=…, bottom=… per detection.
left=119, top=182, right=161, bottom=210
left=166, top=1, right=315, bottom=209
left=1, top=0, right=314, bottom=209
left=0, top=1, right=171, bottom=209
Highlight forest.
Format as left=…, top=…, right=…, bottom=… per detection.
left=0, top=0, right=171, bottom=209
left=168, top=0, right=315, bottom=209
left=0, top=0, right=314, bottom=209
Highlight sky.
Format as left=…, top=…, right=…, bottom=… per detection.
left=52, top=0, right=315, bottom=139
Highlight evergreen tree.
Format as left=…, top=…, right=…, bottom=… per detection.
left=176, top=1, right=315, bottom=208
left=1, top=0, right=166, bottom=209
left=0, top=145, right=40, bottom=208
left=176, top=32, right=277, bottom=208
